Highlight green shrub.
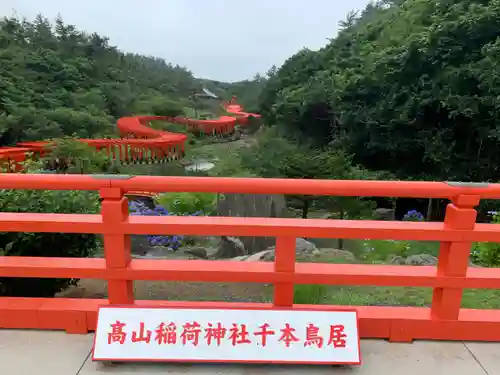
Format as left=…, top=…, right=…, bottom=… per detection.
left=294, top=284, right=328, bottom=304
left=473, top=242, right=500, bottom=267
left=0, top=160, right=100, bottom=297
left=472, top=213, right=500, bottom=267
left=43, top=137, right=120, bottom=174
left=156, top=192, right=217, bottom=215
left=132, top=96, right=184, bottom=117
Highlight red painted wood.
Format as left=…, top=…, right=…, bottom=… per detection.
left=0, top=97, right=260, bottom=169
left=0, top=173, right=499, bottom=341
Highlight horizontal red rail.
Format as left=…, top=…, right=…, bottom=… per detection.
left=1, top=213, right=500, bottom=242
left=0, top=174, right=498, bottom=198
left=0, top=174, right=499, bottom=341
left=2, top=298, right=500, bottom=341
left=2, top=257, right=500, bottom=289
left=0, top=174, right=109, bottom=190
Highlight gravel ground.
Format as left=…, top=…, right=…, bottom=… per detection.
left=59, top=279, right=271, bottom=303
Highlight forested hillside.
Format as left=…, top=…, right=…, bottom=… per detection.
left=259, top=0, right=500, bottom=183
left=0, top=14, right=262, bottom=146
left=201, top=74, right=267, bottom=113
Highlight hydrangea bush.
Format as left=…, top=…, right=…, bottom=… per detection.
left=128, top=200, right=202, bottom=250
left=403, top=209, right=424, bottom=221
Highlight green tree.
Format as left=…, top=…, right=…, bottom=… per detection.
left=259, top=0, right=500, bottom=183
left=241, top=129, right=377, bottom=239
left=0, top=14, right=198, bottom=145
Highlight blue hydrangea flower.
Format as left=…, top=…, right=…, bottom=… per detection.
left=403, top=209, right=424, bottom=222
left=128, top=201, right=193, bottom=250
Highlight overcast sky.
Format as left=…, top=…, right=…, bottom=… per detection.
left=1, top=0, right=372, bottom=82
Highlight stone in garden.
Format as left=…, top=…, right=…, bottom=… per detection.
left=310, top=248, right=356, bottom=262
left=265, top=238, right=317, bottom=255
left=373, top=208, right=395, bottom=221
left=214, top=236, right=247, bottom=258
left=295, top=238, right=317, bottom=253
left=183, top=247, right=208, bottom=259
left=388, top=255, right=406, bottom=265
left=230, top=255, right=250, bottom=261
left=404, top=254, right=438, bottom=265
left=216, top=193, right=288, bottom=255
left=131, top=235, right=151, bottom=256
left=244, top=250, right=275, bottom=262
left=236, top=246, right=355, bottom=263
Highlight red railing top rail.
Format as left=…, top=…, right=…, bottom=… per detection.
left=0, top=173, right=497, bottom=199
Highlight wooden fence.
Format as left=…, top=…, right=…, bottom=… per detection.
left=0, top=174, right=500, bottom=341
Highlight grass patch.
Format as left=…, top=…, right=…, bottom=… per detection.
left=462, top=289, right=500, bottom=309
left=293, top=284, right=500, bottom=309
left=325, top=286, right=430, bottom=307
left=322, top=286, right=500, bottom=309
left=306, top=238, right=439, bottom=261
left=187, top=138, right=250, bottom=166
left=293, top=241, right=500, bottom=309
left=351, top=240, right=440, bottom=261
left=294, top=285, right=329, bottom=304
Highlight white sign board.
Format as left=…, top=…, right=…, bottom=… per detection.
left=93, top=306, right=360, bottom=365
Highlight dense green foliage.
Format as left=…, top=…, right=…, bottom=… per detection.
left=43, top=137, right=120, bottom=173
left=0, top=14, right=262, bottom=146
left=0, top=14, right=195, bottom=144
left=156, top=192, right=217, bottom=216
left=238, top=128, right=377, bottom=224
left=201, top=74, right=267, bottom=113
left=472, top=213, right=500, bottom=266
left=0, top=159, right=100, bottom=297
left=259, top=0, right=500, bottom=182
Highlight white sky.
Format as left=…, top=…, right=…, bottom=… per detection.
left=0, top=0, right=372, bottom=81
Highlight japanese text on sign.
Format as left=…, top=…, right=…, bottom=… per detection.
left=93, top=307, right=360, bottom=364
left=108, top=320, right=348, bottom=348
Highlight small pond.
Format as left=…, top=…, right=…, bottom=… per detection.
left=185, top=160, right=215, bottom=172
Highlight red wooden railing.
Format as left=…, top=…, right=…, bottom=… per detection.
left=1, top=174, right=500, bottom=341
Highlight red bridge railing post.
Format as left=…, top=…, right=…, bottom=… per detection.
left=431, top=194, right=479, bottom=320
left=100, top=187, right=135, bottom=305
left=273, top=237, right=296, bottom=307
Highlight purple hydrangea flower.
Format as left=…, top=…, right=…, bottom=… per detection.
left=128, top=200, right=201, bottom=250
left=403, top=209, right=424, bottom=221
